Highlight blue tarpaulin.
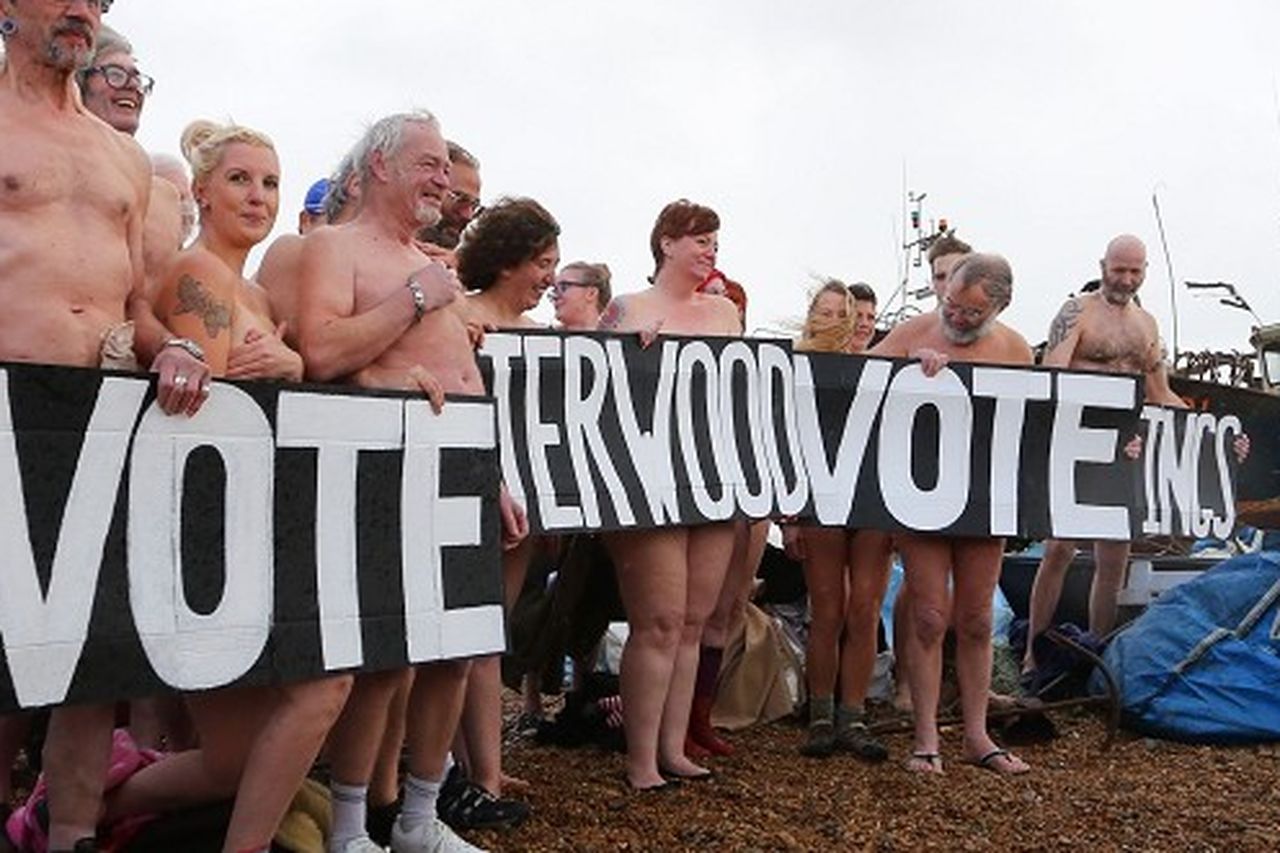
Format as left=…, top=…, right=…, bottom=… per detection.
left=1096, top=549, right=1280, bottom=743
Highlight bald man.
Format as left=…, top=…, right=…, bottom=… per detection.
left=1022, top=235, right=1186, bottom=672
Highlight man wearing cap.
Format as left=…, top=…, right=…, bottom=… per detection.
left=0, top=1, right=209, bottom=849
left=299, top=177, right=330, bottom=234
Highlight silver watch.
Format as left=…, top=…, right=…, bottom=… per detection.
left=163, top=337, right=206, bottom=362
left=406, top=277, right=427, bottom=322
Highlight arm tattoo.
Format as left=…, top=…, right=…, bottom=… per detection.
left=174, top=274, right=232, bottom=339
left=1046, top=298, right=1082, bottom=351
left=597, top=298, right=625, bottom=331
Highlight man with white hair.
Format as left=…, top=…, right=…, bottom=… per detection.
left=0, top=1, right=208, bottom=849
left=870, top=253, right=1034, bottom=777
left=297, top=110, right=527, bottom=853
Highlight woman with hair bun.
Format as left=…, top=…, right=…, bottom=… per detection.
left=104, top=121, right=353, bottom=853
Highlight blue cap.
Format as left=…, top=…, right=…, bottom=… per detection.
left=303, top=178, right=330, bottom=215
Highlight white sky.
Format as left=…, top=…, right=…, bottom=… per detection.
left=114, top=1, right=1280, bottom=352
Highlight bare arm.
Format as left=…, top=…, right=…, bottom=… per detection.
left=295, top=230, right=423, bottom=381
left=154, top=257, right=238, bottom=376
left=1145, top=336, right=1187, bottom=408
left=1042, top=297, right=1083, bottom=368
left=596, top=295, right=629, bottom=331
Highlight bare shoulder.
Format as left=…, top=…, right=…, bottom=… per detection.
left=706, top=293, right=742, bottom=334
left=597, top=292, right=633, bottom=331
left=869, top=313, right=932, bottom=358
left=994, top=323, right=1035, bottom=365
left=257, top=233, right=304, bottom=279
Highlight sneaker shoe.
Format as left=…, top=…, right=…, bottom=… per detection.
left=437, top=778, right=530, bottom=831
left=391, top=816, right=484, bottom=853
left=798, top=720, right=837, bottom=758
left=331, top=833, right=389, bottom=853
left=837, top=721, right=889, bottom=762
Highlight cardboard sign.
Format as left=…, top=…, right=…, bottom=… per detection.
left=480, top=330, right=1243, bottom=540
left=0, top=364, right=503, bottom=711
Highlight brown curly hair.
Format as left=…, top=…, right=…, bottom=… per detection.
left=457, top=197, right=560, bottom=292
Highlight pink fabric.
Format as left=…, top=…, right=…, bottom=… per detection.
left=5, top=728, right=162, bottom=853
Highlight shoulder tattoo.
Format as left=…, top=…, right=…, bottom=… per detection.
left=174, top=273, right=233, bottom=339
left=597, top=298, right=625, bottom=331
left=1046, top=297, right=1082, bottom=350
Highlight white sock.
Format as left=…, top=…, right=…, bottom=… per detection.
left=330, top=781, right=369, bottom=846
left=398, top=772, right=443, bottom=833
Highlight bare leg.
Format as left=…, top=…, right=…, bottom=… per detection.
left=657, top=523, right=735, bottom=776
left=457, top=654, right=502, bottom=794
left=891, top=582, right=914, bottom=712
left=1089, top=540, right=1131, bottom=637
left=896, top=535, right=952, bottom=771
left=44, top=703, right=114, bottom=849
left=222, top=676, right=353, bottom=853
left=328, top=669, right=412, bottom=787
left=1023, top=539, right=1078, bottom=670
left=369, top=672, right=412, bottom=809
left=606, top=528, right=689, bottom=789
left=801, top=527, right=848, bottom=702
left=839, top=530, right=892, bottom=708
left=105, top=687, right=274, bottom=821
left=404, top=660, right=471, bottom=784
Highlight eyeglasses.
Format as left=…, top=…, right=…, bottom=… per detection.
left=85, top=64, right=155, bottom=96
left=446, top=189, right=482, bottom=216
left=552, top=280, right=595, bottom=295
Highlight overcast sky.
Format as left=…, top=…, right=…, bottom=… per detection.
left=113, top=1, right=1280, bottom=353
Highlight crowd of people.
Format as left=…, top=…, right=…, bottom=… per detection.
left=0, top=4, right=1225, bottom=853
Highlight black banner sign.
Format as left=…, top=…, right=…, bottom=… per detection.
left=0, top=363, right=502, bottom=712
left=480, top=330, right=1244, bottom=541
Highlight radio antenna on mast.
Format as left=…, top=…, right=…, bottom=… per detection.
left=1152, top=188, right=1180, bottom=361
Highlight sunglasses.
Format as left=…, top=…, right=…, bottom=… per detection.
left=85, top=63, right=155, bottom=96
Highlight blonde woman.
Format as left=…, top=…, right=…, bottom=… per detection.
left=787, top=281, right=893, bottom=760
left=105, top=120, right=352, bottom=853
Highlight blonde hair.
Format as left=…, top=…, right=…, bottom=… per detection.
left=797, top=279, right=857, bottom=354
left=180, top=119, right=275, bottom=185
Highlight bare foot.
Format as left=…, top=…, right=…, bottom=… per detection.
left=892, top=686, right=914, bottom=715
left=500, top=772, right=531, bottom=795
left=657, top=753, right=712, bottom=780
left=626, top=767, right=668, bottom=790
left=903, top=752, right=944, bottom=774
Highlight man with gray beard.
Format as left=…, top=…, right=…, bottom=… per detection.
left=870, top=254, right=1034, bottom=776
left=0, top=1, right=208, bottom=849
left=297, top=110, right=526, bottom=853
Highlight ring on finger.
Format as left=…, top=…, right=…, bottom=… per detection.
left=174, top=375, right=189, bottom=388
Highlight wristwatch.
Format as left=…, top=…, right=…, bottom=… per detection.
left=163, top=337, right=206, bottom=361
left=406, top=276, right=427, bottom=322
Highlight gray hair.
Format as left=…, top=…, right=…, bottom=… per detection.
left=447, top=140, right=479, bottom=170
left=323, top=147, right=361, bottom=224
left=951, top=252, right=1013, bottom=309
left=356, top=110, right=441, bottom=185
left=76, top=24, right=133, bottom=95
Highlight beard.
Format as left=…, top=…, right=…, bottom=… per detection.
left=941, top=314, right=996, bottom=345
left=413, top=201, right=442, bottom=229
left=43, top=20, right=96, bottom=71
left=1101, top=283, right=1135, bottom=306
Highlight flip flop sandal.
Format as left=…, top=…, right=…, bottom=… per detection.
left=966, top=748, right=1030, bottom=776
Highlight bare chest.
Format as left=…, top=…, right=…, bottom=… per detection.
left=0, top=115, right=136, bottom=219
left=1074, top=317, right=1157, bottom=373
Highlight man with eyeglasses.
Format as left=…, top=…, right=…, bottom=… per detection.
left=0, top=1, right=209, bottom=851
left=76, top=23, right=151, bottom=135
left=870, top=253, right=1036, bottom=777
left=416, top=141, right=483, bottom=262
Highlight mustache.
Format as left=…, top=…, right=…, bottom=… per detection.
left=53, top=19, right=95, bottom=41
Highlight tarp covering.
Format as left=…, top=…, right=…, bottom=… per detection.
left=1097, top=549, right=1280, bottom=743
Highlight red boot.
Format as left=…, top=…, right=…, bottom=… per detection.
left=688, top=694, right=734, bottom=756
